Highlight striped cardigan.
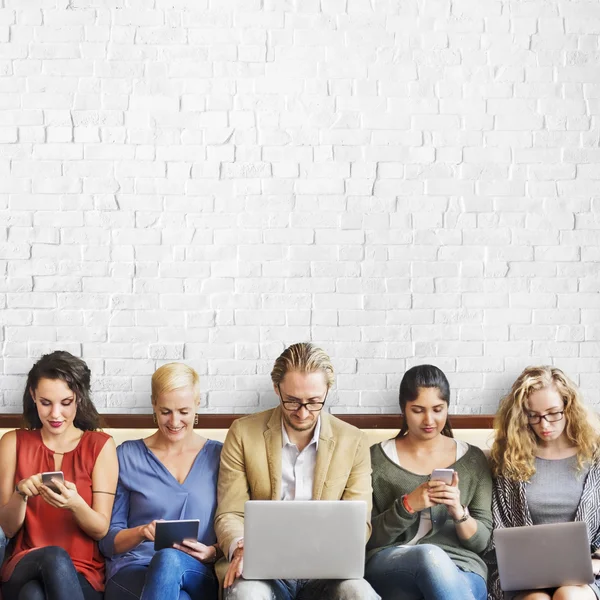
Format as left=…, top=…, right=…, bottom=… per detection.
left=487, top=460, right=600, bottom=600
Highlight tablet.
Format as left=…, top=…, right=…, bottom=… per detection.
left=154, top=520, right=200, bottom=551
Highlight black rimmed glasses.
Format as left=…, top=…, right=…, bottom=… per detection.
left=526, top=410, right=565, bottom=425
left=277, top=385, right=328, bottom=412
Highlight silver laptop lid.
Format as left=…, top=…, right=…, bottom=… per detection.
left=243, top=500, right=367, bottom=580
left=494, top=521, right=594, bottom=592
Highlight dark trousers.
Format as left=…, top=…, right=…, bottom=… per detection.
left=1, top=546, right=102, bottom=600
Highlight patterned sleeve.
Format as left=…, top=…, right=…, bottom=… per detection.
left=486, top=477, right=514, bottom=600
left=491, top=475, right=523, bottom=534
left=492, top=477, right=508, bottom=532
left=584, top=462, right=600, bottom=552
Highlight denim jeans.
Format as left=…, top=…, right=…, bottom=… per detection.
left=0, top=526, right=6, bottom=566
left=1, top=546, right=101, bottom=600
left=224, top=577, right=380, bottom=600
left=105, top=548, right=217, bottom=600
left=365, top=544, right=487, bottom=600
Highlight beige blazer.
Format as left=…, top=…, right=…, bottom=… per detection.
left=214, top=406, right=373, bottom=558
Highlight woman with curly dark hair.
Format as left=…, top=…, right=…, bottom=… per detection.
left=0, top=351, right=118, bottom=600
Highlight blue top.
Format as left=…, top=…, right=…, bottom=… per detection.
left=99, top=438, right=222, bottom=580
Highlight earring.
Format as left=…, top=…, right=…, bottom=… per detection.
left=152, top=412, right=157, bottom=425
left=194, top=414, right=199, bottom=426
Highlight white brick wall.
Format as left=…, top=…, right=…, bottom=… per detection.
left=1, top=0, right=599, bottom=415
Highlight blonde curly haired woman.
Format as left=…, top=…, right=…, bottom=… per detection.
left=489, top=366, right=600, bottom=600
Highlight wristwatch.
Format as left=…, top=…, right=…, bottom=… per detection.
left=453, top=505, right=469, bottom=524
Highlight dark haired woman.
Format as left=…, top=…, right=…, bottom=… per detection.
left=0, top=350, right=118, bottom=600
left=364, top=365, right=492, bottom=600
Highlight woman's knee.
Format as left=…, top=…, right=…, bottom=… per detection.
left=408, top=544, right=453, bottom=570
left=37, top=546, right=73, bottom=572
left=149, top=548, right=186, bottom=572
left=367, top=543, right=453, bottom=581
left=515, top=592, right=552, bottom=600
left=553, top=586, right=596, bottom=600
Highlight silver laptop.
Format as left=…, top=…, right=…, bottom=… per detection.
left=495, top=521, right=594, bottom=591
left=243, top=500, right=367, bottom=580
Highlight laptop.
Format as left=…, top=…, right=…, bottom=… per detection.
left=494, top=521, right=594, bottom=591
left=243, top=500, right=367, bottom=580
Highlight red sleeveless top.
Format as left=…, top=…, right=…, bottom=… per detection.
left=1, top=429, right=110, bottom=592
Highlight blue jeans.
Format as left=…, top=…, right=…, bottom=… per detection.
left=1, top=546, right=101, bottom=600
left=105, top=549, right=217, bottom=600
left=0, top=526, right=6, bottom=566
left=365, top=544, right=487, bottom=600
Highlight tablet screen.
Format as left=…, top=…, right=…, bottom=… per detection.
left=154, top=520, right=200, bottom=551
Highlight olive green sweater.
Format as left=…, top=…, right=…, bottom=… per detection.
left=368, top=442, right=493, bottom=581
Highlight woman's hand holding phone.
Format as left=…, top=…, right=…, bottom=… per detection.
left=404, top=481, right=437, bottom=513
left=427, top=471, right=462, bottom=520
left=16, top=473, right=44, bottom=498
left=405, top=469, right=458, bottom=513
left=39, top=478, right=84, bottom=512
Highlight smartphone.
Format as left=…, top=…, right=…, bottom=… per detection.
left=41, top=471, right=64, bottom=494
left=430, top=468, right=454, bottom=485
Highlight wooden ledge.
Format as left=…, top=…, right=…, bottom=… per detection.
left=0, top=414, right=495, bottom=430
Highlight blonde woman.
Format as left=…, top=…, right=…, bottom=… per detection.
left=100, top=364, right=222, bottom=600
left=490, top=366, right=600, bottom=600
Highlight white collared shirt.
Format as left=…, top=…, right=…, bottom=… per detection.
left=280, top=416, right=321, bottom=501
left=228, top=417, right=322, bottom=560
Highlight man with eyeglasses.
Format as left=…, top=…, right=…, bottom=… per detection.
left=215, top=342, right=379, bottom=600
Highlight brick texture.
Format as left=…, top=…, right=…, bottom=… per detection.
left=0, top=0, right=599, bottom=414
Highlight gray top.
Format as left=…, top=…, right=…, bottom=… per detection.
left=526, top=455, right=588, bottom=525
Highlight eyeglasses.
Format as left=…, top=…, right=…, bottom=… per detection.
left=278, top=385, right=327, bottom=412
left=526, top=411, right=565, bottom=425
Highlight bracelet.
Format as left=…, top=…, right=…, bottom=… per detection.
left=15, top=483, right=27, bottom=501
left=401, top=494, right=415, bottom=514
left=209, top=544, right=222, bottom=564
left=453, top=505, right=470, bottom=524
